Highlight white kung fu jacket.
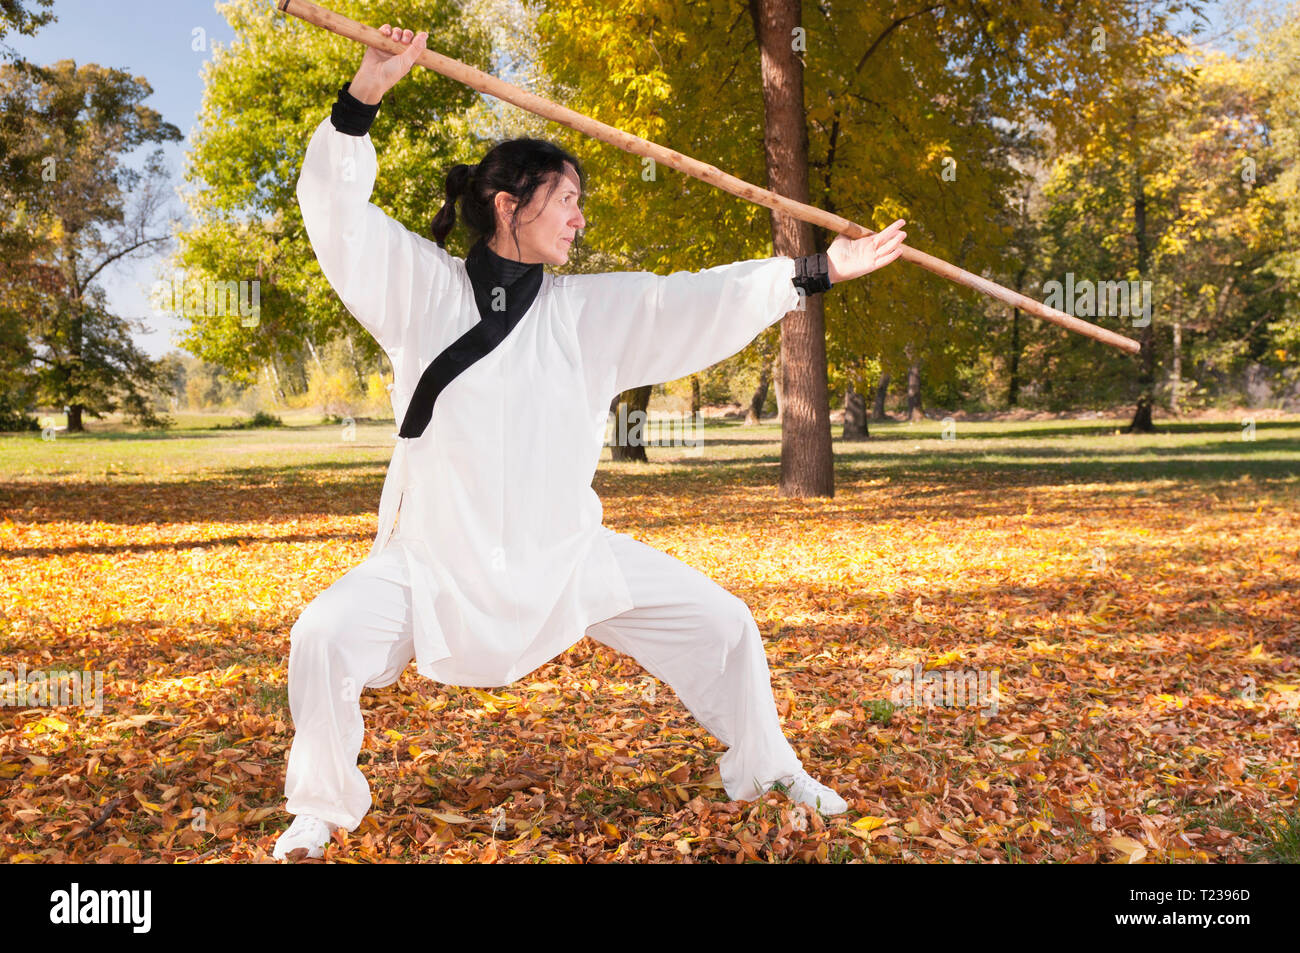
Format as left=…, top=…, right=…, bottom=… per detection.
left=296, top=116, right=804, bottom=687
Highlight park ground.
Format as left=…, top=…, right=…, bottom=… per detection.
left=0, top=410, right=1297, bottom=862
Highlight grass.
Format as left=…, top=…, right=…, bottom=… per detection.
left=5, top=410, right=1298, bottom=485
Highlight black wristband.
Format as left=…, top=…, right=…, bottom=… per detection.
left=792, top=252, right=832, bottom=295
left=330, top=81, right=382, bottom=137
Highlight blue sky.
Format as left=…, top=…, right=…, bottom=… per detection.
left=5, top=0, right=1275, bottom=360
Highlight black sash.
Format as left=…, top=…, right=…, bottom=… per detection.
left=398, top=238, right=543, bottom=439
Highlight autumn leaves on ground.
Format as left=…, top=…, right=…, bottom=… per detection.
left=1, top=413, right=1298, bottom=863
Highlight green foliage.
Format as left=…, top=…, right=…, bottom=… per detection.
left=0, top=0, right=54, bottom=61
left=215, top=410, right=283, bottom=430
left=1031, top=23, right=1295, bottom=414
left=865, top=699, right=895, bottom=727
left=0, top=408, right=39, bottom=432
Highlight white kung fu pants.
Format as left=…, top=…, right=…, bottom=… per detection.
left=282, top=527, right=805, bottom=832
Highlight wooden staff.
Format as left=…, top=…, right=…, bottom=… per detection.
left=276, top=0, right=1141, bottom=355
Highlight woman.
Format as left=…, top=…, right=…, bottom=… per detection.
left=274, top=25, right=907, bottom=861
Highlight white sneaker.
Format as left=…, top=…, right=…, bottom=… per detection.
left=767, top=768, right=848, bottom=816
left=272, top=813, right=340, bottom=860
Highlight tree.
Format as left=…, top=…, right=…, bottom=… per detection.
left=1034, top=5, right=1288, bottom=420
left=1154, top=48, right=1289, bottom=412
left=752, top=0, right=833, bottom=495
left=1250, top=3, right=1300, bottom=375
left=0, top=0, right=53, bottom=63
left=172, top=0, right=504, bottom=403
left=531, top=0, right=1189, bottom=490
left=0, top=58, right=182, bottom=431
left=0, top=0, right=54, bottom=429
left=1055, top=2, right=1206, bottom=431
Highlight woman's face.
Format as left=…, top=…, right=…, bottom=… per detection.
left=488, top=162, right=586, bottom=265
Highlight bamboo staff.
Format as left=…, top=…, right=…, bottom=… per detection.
left=276, top=0, right=1141, bottom=355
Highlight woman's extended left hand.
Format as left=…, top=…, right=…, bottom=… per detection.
left=826, top=219, right=907, bottom=284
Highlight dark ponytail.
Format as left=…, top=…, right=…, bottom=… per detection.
left=430, top=163, right=476, bottom=248
left=429, top=138, right=587, bottom=252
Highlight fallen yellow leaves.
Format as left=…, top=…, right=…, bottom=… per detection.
left=1106, top=835, right=1148, bottom=864
left=2, top=431, right=1297, bottom=864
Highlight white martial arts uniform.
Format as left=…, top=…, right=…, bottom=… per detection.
left=284, top=116, right=808, bottom=831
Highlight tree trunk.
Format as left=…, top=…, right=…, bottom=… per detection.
left=1126, top=326, right=1156, bottom=433
left=1125, top=102, right=1158, bottom=434
left=1170, top=320, right=1182, bottom=415
left=304, top=336, right=326, bottom=375
left=266, top=359, right=286, bottom=404
left=609, top=385, right=652, bottom=462
left=1008, top=308, right=1021, bottom=408
left=842, top=387, right=868, bottom=440
left=345, top=335, right=367, bottom=393
left=753, top=0, right=833, bottom=497
left=690, top=375, right=701, bottom=417
left=66, top=307, right=86, bottom=432
left=872, top=372, right=891, bottom=421
left=906, top=349, right=924, bottom=422
left=770, top=349, right=784, bottom=424
left=745, top=361, right=771, bottom=425
left=1008, top=263, right=1027, bottom=408
left=745, top=331, right=777, bottom=425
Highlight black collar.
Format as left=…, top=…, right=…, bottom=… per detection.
left=464, top=237, right=544, bottom=322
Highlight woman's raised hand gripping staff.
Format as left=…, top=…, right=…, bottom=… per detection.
left=347, top=24, right=429, bottom=105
